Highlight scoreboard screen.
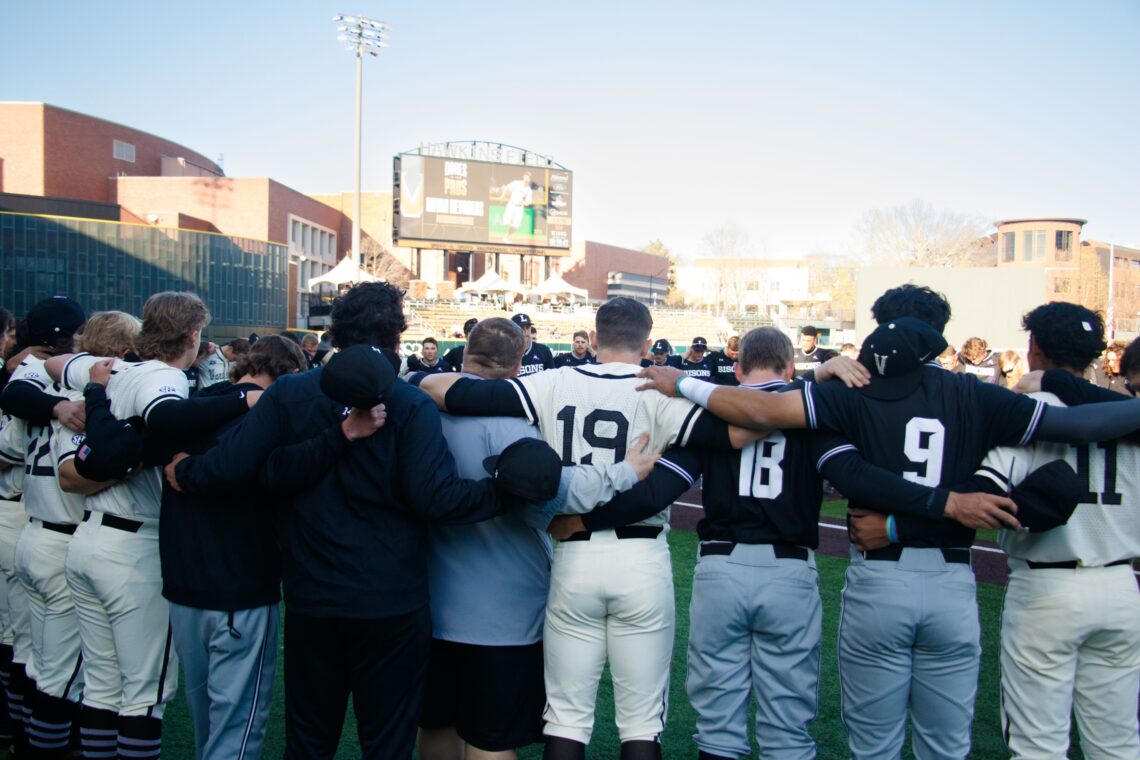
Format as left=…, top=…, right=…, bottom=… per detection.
left=394, top=153, right=572, bottom=253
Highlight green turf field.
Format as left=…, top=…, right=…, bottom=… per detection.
left=154, top=529, right=1080, bottom=758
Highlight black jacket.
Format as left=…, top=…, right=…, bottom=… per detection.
left=175, top=362, right=506, bottom=619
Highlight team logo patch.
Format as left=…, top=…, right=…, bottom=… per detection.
left=71, top=433, right=86, bottom=446
left=159, top=385, right=178, bottom=394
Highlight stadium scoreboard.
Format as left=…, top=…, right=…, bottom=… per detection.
left=394, top=153, right=572, bottom=255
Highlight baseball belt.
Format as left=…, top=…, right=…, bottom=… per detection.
left=561, top=525, right=663, bottom=542
left=698, top=542, right=809, bottom=561
left=863, top=546, right=971, bottom=564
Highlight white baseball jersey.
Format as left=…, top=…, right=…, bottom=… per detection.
left=0, top=414, right=26, bottom=500
left=505, top=179, right=533, bottom=208
left=978, top=391, right=1140, bottom=566
left=510, top=362, right=704, bottom=527
left=61, top=354, right=189, bottom=520
left=7, top=357, right=86, bottom=523
left=196, top=348, right=230, bottom=390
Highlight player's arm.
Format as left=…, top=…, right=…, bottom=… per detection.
left=145, top=393, right=251, bottom=438
left=170, top=382, right=289, bottom=494
left=1034, top=371, right=1140, bottom=443
left=257, top=405, right=387, bottom=492
left=415, top=373, right=528, bottom=418
left=638, top=365, right=808, bottom=430
left=981, top=382, right=1140, bottom=445
left=58, top=459, right=114, bottom=496
left=565, top=448, right=701, bottom=534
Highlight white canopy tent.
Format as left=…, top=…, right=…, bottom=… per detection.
left=456, top=270, right=528, bottom=296
left=528, top=273, right=588, bottom=300
left=307, top=255, right=380, bottom=290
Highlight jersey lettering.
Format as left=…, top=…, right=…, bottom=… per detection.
left=555, top=405, right=629, bottom=465
left=1074, top=441, right=1123, bottom=506
left=25, top=425, right=53, bottom=478
left=738, top=433, right=786, bottom=499
left=902, top=417, right=945, bottom=487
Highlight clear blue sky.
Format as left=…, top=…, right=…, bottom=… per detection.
left=3, top=0, right=1137, bottom=258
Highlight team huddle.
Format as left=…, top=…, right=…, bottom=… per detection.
left=0, top=283, right=1137, bottom=760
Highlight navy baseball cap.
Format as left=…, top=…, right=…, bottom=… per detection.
left=483, top=437, right=562, bottom=503
left=691, top=337, right=708, bottom=350
left=1009, top=459, right=1081, bottom=533
left=25, top=296, right=85, bottom=346
left=857, top=318, right=948, bottom=401
left=511, top=313, right=533, bottom=328
left=651, top=339, right=671, bottom=355
left=320, top=344, right=396, bottom=409
left=462, top=318, right=479, bottom=335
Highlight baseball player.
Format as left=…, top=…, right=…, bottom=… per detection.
left=639, top=339, right=672, bottom=369
left=637, top=285, right=1140, bottom=759
left=442, top=318, right=479, bottom=372
left=791, top=325, right=835, bottom=379
left=510, top=314, right=554, bottom=375
left=0, top=412, right=31, bottom=752
left=707, top=335, right=740, bottom=386
left=675, top=337, right=715, bottom=381
left=976, top=306, right=1140, bottom=759
left=418, top=297, right=745, bottom=760
left=554, top=330, right=596, bottom=368
left=569, top=328, right=1019, bottom=759
left=50, top=292, right=211, bottom=760
left=499, top=172, right=533, bottom=244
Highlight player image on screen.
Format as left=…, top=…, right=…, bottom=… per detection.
left=498, top=172, right=534, bottom=244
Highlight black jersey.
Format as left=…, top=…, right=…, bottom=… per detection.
left=678, top=380, right=852, bottom=547
left=676, top=356, right=715, bottom=382
left=960, top=351, right=1000, bottom=383
left=406, top=356, right=452, bottom=375
left=518, top=343, right=555, bottom=377
left=554, top=352, right=596, bottom=368
left=793, top=347, right=837, bottom=378
left=708, top=351, right=739, bottom=386
left=442, top=345, right=465, bottom=372
left=802, top=363, right=1046, bottom=548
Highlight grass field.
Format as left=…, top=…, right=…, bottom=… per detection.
left=154, top=529, right=1061, bottom=758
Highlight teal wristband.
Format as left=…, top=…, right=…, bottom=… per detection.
left=675, top=377, right=686, bottom=399
left=886, top=514, right=899, bottom=543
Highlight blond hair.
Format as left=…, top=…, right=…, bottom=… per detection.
left=75, top=311, right=142, bottom=357
left=136, top=292, right=210, bottom=362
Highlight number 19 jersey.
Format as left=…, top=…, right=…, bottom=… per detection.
left=509, top=362, right=703, bottom=526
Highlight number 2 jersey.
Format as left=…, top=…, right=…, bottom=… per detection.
left=801, top=362, right=1046, bottom=548
left=60, top=353, right=189, bottom=520
left=979, top=391, right=1140, bottom=566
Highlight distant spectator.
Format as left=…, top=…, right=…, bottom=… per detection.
left=443, top=318, right=479, bottom=371
left=405, top=337, right=453, bottom=376
left=792, top=325, right=837, bottom=378
left=958, top=337, right=1000, bottom=382
left=555, top=330, right=596, bottom=368
left=1089, top=340, right=1131, bottom=395
left=640, top=338, right=673, bottom=368
left=676, top=336, right=715, bottom=381
left=510, top=314, right=554, bottom=376
left=709, top=335, right=740, bottom=386
left=997, top=349, right=1027, bottom=389
left=937, top=344, right=964, bottom=373
left=300, top=334, right=321, bottom=369
left=199, top=338, right=252, bottom=389
left=839, top=342, right=859, bottom=360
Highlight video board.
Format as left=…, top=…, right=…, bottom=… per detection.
left=393, top=153, right=572, bottom=254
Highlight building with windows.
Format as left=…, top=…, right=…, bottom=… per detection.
left=0, top=102, right=366, bottom=333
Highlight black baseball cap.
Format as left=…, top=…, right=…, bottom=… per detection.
left=483, top=437, right=562, bottom=503
left=691, top=337, right=708, bottom=350
left=511, top=313, right=533, bottom=328
left=320, top=344, right=396, bottom=409
left=73, top=416, right=145, bottom=482
left=651, top=339, right=671, bottom=355
left=1008, top=459, right=1081, bottom=533
left=856, top=317, right=948, bottom=401
left=462, top=318, right=479, bottom=335
left=25, top=296, right=85, bottom=346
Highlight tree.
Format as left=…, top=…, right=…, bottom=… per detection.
left=640, top=238, right=678, bottom=306
left=857, top=200, right=992, bottom=268
left=359, top=234, right=413, bottom=287
left=805, top=251, right=858, bottom=316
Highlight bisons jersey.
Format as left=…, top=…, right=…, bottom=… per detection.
left=61, top=354, right=189, bottom=520
left=7, top=357, right=86, bottom=523
left=509, top=362, right=702, bottom=527
left=979, top=392, right=1140, bottom=567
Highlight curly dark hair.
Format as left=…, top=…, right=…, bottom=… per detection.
left=1021, top=302, right=1106, bottom=372
left=229, top=334, right=307, bottom=382
left=328, top=282, right=408, bottom=350
left=871, top=284, right=952, bottom=333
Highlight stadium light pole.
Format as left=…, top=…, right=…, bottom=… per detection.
left=333, top=14, right=390, bottom=267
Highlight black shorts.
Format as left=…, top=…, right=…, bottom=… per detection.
left=419, top=638, right=545, bottom=751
